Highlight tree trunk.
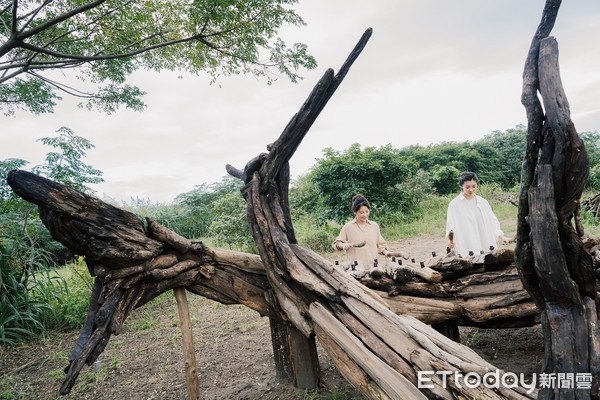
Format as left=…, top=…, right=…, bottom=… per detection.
left=516, top=0, right=600, bottom=398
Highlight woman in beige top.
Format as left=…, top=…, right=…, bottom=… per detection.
left=332, top=194, right=388, bottom=271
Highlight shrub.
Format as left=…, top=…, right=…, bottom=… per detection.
left=0, top=245, right=57, bottom=347
left=311, top=144, right=425, bottom=224
left=45, top=258, right=93, bottom=330
left=589, top=164, right=600, bottom=192
left=207, top=192, right=255, bottom=252
left=294, top=216, right=339, bottom=253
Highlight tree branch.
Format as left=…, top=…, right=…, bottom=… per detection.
left=27, top=71, right=100, bottom=99
left=18, top=0, right=52, bottom=36
left=14, top=0, right=107, bottom=42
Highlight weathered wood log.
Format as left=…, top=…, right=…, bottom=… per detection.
left=309, top=302, right=426, bottom=399
left=402, top=262, right=442, bottom=283
left=516, top=0, right=600, bottom=398
left=391, top=265, right=418, bottom=282
left=354, top=259, right=540, bottom=328
left=222, top=27, right=537, bottom=399
left=313, top=324, right=394, bottom=399
left=6, top=169, right=283, bottom=395
left=146, top=218, right=196, bottom=253
left=378, top=293, right=462, bottom=325
left=582, top=193, right=600, bottom=219
left=424, top=248, right=513, bottom=272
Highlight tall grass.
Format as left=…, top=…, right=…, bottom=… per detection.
left=0, top=254, right=92, bottom=348
left=294, top=186, right=522, bottom=252
left=380, top=194, right=449, bottom=239
left=0, top=248, right=59, bottom=347
left=382, top=185, right=522, bottom=241
left=382, top=185, right=600, bottom=241
left=44, top=258, right=93, bottom=330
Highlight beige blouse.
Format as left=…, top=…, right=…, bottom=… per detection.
left=332, top=219, right=387, bottom=270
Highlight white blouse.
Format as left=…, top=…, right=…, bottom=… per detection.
left=446, top=193, right=504, bottom=256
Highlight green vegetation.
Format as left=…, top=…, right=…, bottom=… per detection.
left=47, top=259, right=94, bottom=330
left=1, top=0, right=316, bottom=115
left=1, top=129, right=102, bottom=347
left=301, top=388, right=361, bottom=400
left=309, top=143, right=426, bottom=223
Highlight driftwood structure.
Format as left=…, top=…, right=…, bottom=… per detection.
left=515, top=0, right=600, bottom=399
left=7, top=173, right=540, bottom=400
left=582, top=194, right=600, bottom=219
left=360, top=249, right=539, bottom=330
left=5, top=1, right=600, bottom=398
left=8, top=33, right=537, bottom=400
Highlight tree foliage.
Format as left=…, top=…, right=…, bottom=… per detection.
left=475, top=125, right=527, bottom=188
left=399, top=126, right=528, bottom=194
left=581, top=131, right=600, bottom=191
left=400, top=141, right=488, bottom=195
left=171, top=175, right=243, bottom=239
left=0, top=0, right=316, bottom=115
left=208, top=191, right=254, bottom=251
left=33, top=127, right=104, bottom=194
left=1, top=128, right=103, bottom=276
left=310, top=143, right=427, bottom=224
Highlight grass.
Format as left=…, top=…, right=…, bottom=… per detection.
left=461, top=329, right=487, bottom=347
left=381, top=194, right=449, bottom=239
left=301, top=388, right=356, bottom=400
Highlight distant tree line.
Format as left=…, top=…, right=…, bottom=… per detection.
left=3, top=126, right=600, bottom=274
left=292, top=125, right=599, bottom=225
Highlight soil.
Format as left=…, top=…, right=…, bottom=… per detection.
left=0, top=235, right=544, bottom=400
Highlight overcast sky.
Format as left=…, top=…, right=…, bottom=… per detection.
left=2, top=1, right=600, bottom=203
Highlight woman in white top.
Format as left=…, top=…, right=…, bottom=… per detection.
left=446, top=172, right=513, bottom=256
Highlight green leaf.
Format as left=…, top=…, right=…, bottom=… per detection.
left=0, top=0, right=316, bottom=114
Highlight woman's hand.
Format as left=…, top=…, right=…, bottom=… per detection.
left=500, top=235, right=514, bottom=245
left=337, top=242, right=351, bottom=251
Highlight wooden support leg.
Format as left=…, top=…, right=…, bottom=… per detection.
left=269, top=318, right=294, bottom=382
left=269, top=319, right=320, bottom=389
left=174, top=288, right=200, bottom=400
left=431, top=320, right=460, bottom=342
left=288, top=326, right=320, bottom=389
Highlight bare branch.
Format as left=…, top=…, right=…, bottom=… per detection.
left=28, top=71, right=99, bottom=99
left=14, top=0, right=107, bottom=41
left=19, top=0, right=52, bottom=36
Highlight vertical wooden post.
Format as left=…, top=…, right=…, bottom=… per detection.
left=269, top=319, right=319, bottom=389
left=269, top=319, right=294, bottom=381
left=287, top=326, right=320, bottom=389
left=431, top=321, right=460, bottom=342
left=174, top=288, right=200, bottom=400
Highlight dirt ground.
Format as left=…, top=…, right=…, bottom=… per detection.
left=0, top=235, right=544, bottom=400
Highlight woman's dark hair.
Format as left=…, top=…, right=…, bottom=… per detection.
left=459, top=171, right=479, bottom=187
left=351, top=194, right=370, bottom=213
